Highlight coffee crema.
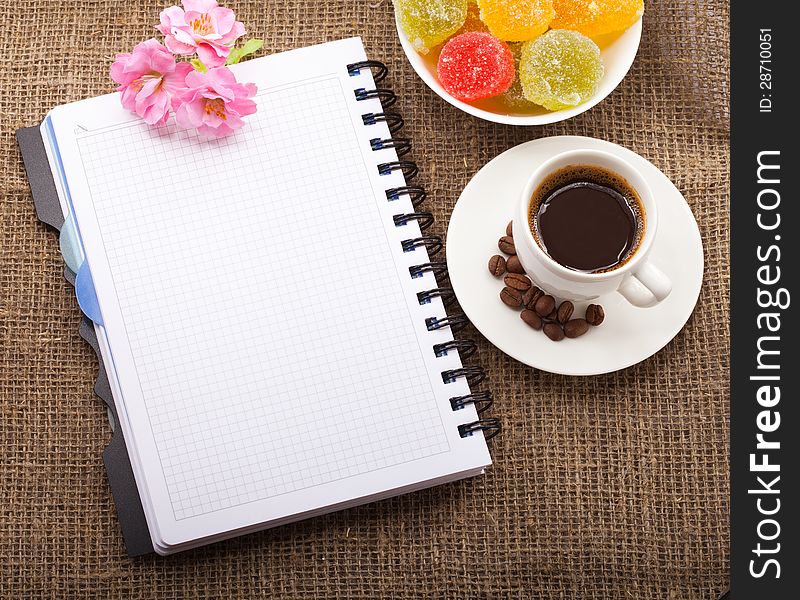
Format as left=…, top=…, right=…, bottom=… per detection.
left=528, top=165, right=645, bottom=273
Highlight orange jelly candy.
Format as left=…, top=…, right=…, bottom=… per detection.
left=551, top=0, right=644, bottom=37
left=477, top=0, right=555, bottom=42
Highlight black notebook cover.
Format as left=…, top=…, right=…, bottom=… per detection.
left=16, top=125, right=154, bottom=556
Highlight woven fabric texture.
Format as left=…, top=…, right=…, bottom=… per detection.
left=0, top=0, right=729, bottom=598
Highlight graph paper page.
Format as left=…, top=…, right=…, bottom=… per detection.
left=47, top=38, right=490, bottom=550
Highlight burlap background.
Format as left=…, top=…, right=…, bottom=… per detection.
left=0, top=0, right=729, bottom=598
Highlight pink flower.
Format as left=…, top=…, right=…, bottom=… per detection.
left=110, top=39, right=193, bottom=126
left=174, top=66, right=257, bottom=138
left=157, top=0, right=246, bottom=68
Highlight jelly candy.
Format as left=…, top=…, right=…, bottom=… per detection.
left=437, top=32, right=516, bottom=102
left=438, top=32, right=515, bottom=102
left=455, top=1, right=490, bottom=35
left=519, top=29, right=604, bottom=110
left=551, top=0, right=644, bottom=37
left=476, top=0, right=555, bottom=42
left=500, top=43, right=536, bottom=110
left=395, top=0, right=468, bottom=54
left=501, top=73, right=533, bottom=111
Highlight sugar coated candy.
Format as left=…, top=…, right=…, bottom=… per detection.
left=519, top=29, right=604, bottom=110
left=437, top=32, right=516, bottom=102
left=499, top=42, right=536, bottom=110
left=395, top=0, right=468, bottom=54
left=477, top=0, right=555, bottom=42
left=455, top=0, right=490, bottom=35
left=551, top=0, right=644, bottom=37
left=503, top=75, right=535, bottom=110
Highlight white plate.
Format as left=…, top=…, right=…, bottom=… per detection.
left=395, top=12, right=642, bottom=126
left=446, top=136, right=704, bottom=375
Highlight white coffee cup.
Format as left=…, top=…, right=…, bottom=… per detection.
left=512, top=149, right=671, bottom=306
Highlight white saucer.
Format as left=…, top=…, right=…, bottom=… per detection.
left=446, top=136, right=704, bottom=375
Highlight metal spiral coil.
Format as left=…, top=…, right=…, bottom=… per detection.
left=433, top=339, right=476, bottom=360
left=362, top=112, right=404, bottom=134
left=401, top=236, right=443, bottom=255
left=450, top=391, right=493, bottom=413
left=458, top=418, right=501, bottom=440
left=386, top=186, right=427, bottom=208
left=355, top=87, right=397, bottom=107
left=370, top=137, right=411, bottom=156
left=348, top=59, right=500, bottom=444
left=346, top=60, right=389, bottom=83
left=417, top=287, right=456, bottom=306
left=378, top=161, right=419, bottom=180
left=442, top=366, right=486, bottom=386
left=409, top=261, right=449, bottom=279
left=425, top=314, right=469, bottom=333
left=393, top=212, right=434, bottom=231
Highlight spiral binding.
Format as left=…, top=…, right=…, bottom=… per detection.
left=458, top=418, right=501, bottom=440
left=355, top=87, right=397, bottom=106
left=433, top=339, right=476, bottom=359
left=362, top=112, right=404, bottom=134
left=450, top=391, right=493, bottom=413
left=426, top=314, right=469, bottom=333
left=409, top=261, right=448, bottom=280
left=401, top=236, right=443, bottom=255
left=379, top=161, right=419, bottom=180
left=347, top=60, right=389, bottom=83
left=370, top=137, right=411, bottom=157
left=348, top=59, right=500, bottom=443
left=386, top=186, right=427, bottom=208
left=393, top=212, right=434, bottom=230
left=442, top=366, right=486, bottom=386
left=417, top=287, right=456, bottom=306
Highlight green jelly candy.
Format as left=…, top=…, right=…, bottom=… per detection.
left=395, top=0, right=468, bottom=54
left=519, top=29, right=604, bottom=111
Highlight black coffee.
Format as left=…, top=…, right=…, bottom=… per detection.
left=528, top=165, right=645, bottom=273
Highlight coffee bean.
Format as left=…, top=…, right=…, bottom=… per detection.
left=504, top=273, right=531, bottom=292
left=564, top=319, right=589, bottom=338
left=498, top=236, right=516, bottom=255
left=500, top=286, right=523, bottom=308
left=520, top=309, right=543, bottom=330
left=488, top=254, right=506, bottom=276
left=506, top=255, right=525, bottom=274
left=585, top=304, right=605, bottom=326
left=543, top=323, right=565, bottom=341
left=546, top=308, right=558, bottom=321
left=557, top=301, right=574, bottom=324
left=522, top=286, right=544, bottom=309
left=506, top=220, right=513, bottom=236
left=534, top=294, right=555, bottom=317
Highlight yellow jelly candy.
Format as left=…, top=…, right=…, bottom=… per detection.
left=519, top=29, right=604, bottom=110
left=477, top=0, right=555, bottom=42
left=551, top=0, right=644, bottom=37
left=395, top=0, right=468, bottom=54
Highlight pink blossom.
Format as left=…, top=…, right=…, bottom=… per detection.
left=157, top=0, right=246, bottom=68
left=174, top=66, right=257, bottom=138
left=110, top=39, right=193, bottom=126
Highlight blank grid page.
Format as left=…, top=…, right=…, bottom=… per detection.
left=75, top=75, right=449, bottom=520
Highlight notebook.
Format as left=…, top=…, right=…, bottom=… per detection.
left=17, top=37, right=499, bottom=555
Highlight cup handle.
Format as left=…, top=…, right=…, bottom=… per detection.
left=617, top=261, right=672, bottom=307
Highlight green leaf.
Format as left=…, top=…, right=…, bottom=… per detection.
left=226, top=38, right=264, bottom=65
left=190, top=58, right=208, bottom=73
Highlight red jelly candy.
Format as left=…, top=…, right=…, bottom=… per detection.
left=437, top=32, right=515, bottom=102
